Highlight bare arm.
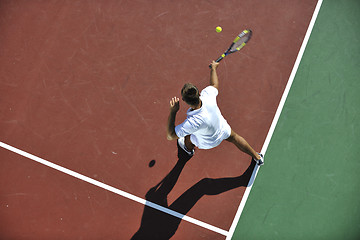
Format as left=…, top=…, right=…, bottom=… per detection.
left=210, top=61, right=220, bottom=90
left=166, top=97, right=180, bottom=140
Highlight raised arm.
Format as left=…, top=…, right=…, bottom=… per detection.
left=209, top=61, right=220, bottom=90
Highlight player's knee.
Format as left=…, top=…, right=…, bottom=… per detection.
left=226, top=132, right=236, bottom=143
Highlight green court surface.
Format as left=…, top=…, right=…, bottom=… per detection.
left=233, top=1, right=360, bottom=239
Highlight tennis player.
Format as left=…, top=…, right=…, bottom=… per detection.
left=166, top=61, right=264, bottom=165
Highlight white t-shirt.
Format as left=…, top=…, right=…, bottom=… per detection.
left=175, top=86, right=231, bottom=149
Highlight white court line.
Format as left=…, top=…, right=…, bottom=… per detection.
left=225, top=0, right=324, bottom=239
left=0, top=141, right=228, bottom=236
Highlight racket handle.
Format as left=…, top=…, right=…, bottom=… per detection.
left=209, top=57, right=223, bottom=69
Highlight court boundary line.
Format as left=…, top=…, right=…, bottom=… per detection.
left=225, top=0, right=324, bottom=239
left=0, top=141, right=228, bottom=236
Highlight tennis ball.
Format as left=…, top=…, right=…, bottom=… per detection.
left=216, top=26, right=222, bottom=33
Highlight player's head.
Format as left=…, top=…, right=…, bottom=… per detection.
left=181, top=83, right=200, bottom=106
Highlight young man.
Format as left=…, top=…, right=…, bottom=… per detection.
left=166, top=61, right=264, bottom=165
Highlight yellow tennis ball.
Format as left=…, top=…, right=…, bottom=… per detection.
left=216, top=26, right=222, bottom=33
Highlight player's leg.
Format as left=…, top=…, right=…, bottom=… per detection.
left=226, top=129, right=261, bottom=160
left=184, top=135, right=195, bottom=152
left=177, top=135, right=195, bottom=156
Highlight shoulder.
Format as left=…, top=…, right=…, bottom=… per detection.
left=201, top=86, right=219, bottom=97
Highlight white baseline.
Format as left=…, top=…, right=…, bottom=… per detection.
left=0, top=141, right=228, bottom=236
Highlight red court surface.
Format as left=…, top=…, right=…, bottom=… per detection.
left=0, top=1, right=317, bottom=239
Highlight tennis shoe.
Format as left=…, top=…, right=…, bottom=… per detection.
left=177, top=137, right=195, bottom=157
left=253, top=153, right=264, bottom=166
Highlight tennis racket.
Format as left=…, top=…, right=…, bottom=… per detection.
left=209, top=29, right=252, bottom=68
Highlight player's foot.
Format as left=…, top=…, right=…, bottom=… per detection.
left=177, top=137, right=195, bottom=157
left=253, top=153, right=264, bottom=166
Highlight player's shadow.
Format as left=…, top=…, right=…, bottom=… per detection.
left=131, top=143, right=256, bottom=240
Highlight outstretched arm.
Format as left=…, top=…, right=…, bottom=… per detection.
left=210, top=61, right=220, bottom=90
left=166, top=97, right=180, bottom=140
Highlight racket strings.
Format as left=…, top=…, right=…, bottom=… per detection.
left=230, top=39, right=247, bottom=52
left=229, top=30, right=252, bottom=52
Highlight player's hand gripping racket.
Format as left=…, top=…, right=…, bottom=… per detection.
left=209, top=29, right=252, bottom=68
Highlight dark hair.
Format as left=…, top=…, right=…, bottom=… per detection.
left=181, top=83, right=200, bottom=106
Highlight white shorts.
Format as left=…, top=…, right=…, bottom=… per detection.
left=190, top=122, right=232, bottom=150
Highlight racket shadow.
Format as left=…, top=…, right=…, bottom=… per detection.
left=130, top=144, right=256, bottom=240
